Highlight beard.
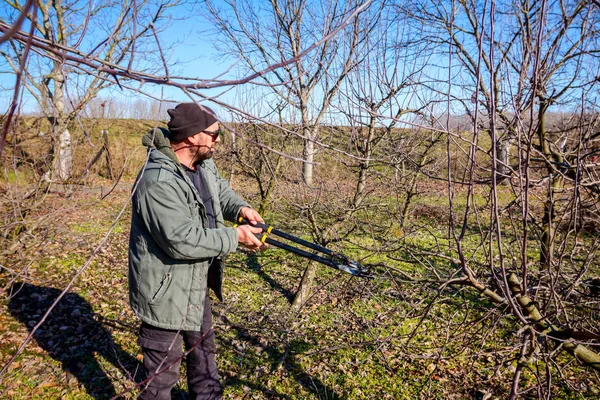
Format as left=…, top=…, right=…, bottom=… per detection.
left=192, top=146, right=213, bottom=163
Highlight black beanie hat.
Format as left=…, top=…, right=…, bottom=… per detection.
left=166, top=103, right=218, bottom=141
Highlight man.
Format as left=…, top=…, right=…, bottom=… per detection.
left=128, top=102, right=265, bottom=399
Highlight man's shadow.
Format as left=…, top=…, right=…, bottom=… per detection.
left=7, top=282, right=142, bottom=399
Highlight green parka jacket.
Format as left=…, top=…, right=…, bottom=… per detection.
left=128, top=128, right=249, bottom=331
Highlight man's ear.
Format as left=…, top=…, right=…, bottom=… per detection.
left=182, top=135, right=196, bottom=145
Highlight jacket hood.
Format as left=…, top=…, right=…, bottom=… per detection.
left=141, top=127, right=179, bottom=165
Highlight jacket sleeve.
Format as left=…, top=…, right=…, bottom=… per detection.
left=206, top=159, right=250, bottom=222
left=135, top=180, right=239, bottom=260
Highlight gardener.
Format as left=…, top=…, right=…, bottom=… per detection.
left=128, top=102, right=266, bottom=399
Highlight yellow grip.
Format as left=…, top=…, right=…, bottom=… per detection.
left=261, top=234, right=268, bottom=243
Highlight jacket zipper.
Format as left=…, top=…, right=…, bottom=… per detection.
left=149, top=272, right=171, bottom=304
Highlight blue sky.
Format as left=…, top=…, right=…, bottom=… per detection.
left=3, top=1, right=597, bottom=123
left=0, top=1, right=240, bottom=117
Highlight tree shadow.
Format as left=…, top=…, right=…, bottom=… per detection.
left=219, top=315, right=343, bottom=399
left=7, top=282, right=142, bottom=399
left=245, top=253, right=295, bottom=303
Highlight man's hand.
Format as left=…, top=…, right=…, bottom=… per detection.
left=237, top=208, right=268, bottom=251
left=239, top=207, right=264, bottom=225
left=236, top=224, right=266, bottom=251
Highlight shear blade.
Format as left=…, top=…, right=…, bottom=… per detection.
left=333, top=260, right=369, bottom=277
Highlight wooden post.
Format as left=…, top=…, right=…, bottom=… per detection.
left=84, top=130, right=114, bottom=181
left=101, top=130, right=114, bottom=180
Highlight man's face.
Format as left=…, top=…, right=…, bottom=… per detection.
left=189, top=122, right=221, bottom=162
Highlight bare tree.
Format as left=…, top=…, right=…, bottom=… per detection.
left=0, top=0, right=174, bottom=182
left=2, top=0, right=599, bottom=396
left=387, top=0, right=600, bottom=396
left=288, top=3, right=441, bottom=309
left=129, top=98, right=173, bottom=120
left=203, top=0, right=377, bottom=186
left=224, top=91, right=293, bottom=215
left=0, top=2, right=378, bottom=395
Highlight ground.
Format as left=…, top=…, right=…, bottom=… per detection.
left=1, top=136, right=599, bottom=399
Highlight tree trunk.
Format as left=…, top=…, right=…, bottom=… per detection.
left=400, top=174, right=419, bottom=229
left=291, top=262, right=317, bottom=311
left=353, top=117, right=376, bottom=209
left=537, top=97, right=561, bottom=269
left=302, top=136, right=315, bottom=186
left=50, top=65, right=72, bottom=182
left=540, top=189, right=554, bottom=269
left=507, top=274, right=600, bottom=372
left=495, top=136, right=512, bottom=184
left=52, top=127, right=72, bottom=182
left=229, top=127, right=236, bottom=183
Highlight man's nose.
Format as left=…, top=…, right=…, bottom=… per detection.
left=215, top=135, right=221, bottom=143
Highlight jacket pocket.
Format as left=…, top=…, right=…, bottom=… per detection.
left=148, top=272, right=172, bottom=306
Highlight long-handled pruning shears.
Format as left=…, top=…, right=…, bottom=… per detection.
left=236, top=217, right=371, bottom=278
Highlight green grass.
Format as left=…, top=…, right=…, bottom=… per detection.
left=1, top=119, right=599, bottom=399
left=2, top=200, right=598, bottom=399
left=2, top=170, right=35, bottom=185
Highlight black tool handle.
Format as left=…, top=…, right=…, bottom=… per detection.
left=258, top=235, right=363, bottom=276
left=240, top=218, right=340, bottom=259
left=239, top=217, right=367, bottom=277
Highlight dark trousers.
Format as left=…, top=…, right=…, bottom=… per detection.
left=138, top=295, right=222, bottom=400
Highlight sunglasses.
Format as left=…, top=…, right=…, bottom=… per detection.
left=203, top=127, right=221, bottom=138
